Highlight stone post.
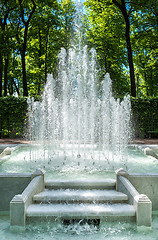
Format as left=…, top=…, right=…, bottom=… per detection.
left=10, top=195, right=26, bottom=231
left=134, top=194, right=152, bottom=228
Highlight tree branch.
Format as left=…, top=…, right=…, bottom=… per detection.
left=112, top=0, right=122, bottom=10
left=27, top=0, right=36, bottom=24
left=18, top=0, right=36, bottom=25
left=18, top=0, right=26, bottom=24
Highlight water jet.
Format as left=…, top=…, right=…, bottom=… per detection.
left=0, top=2, right=158, bottom=239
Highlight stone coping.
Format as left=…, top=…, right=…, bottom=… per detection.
left=0, top=145, right=22, bottom=164
left=0, top=138, right=158, bottom=145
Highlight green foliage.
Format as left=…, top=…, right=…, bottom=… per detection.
left=84, top=0, right=158, bottom=98
left=0, top=96, right=157, bottom=139
left=132, top=0, right=158, bottom=97
left=0, top=0, right=76, bottom=97
left=0, top=96, right=28, bottom=138
left=26, top=0, right=76, bottom=97
left=131, top=97, right=158, bottom=138
left=84, top=0, right=131, bottom=97
left=0, top=0, right=158, bottom=100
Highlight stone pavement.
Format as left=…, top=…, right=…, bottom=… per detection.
left=0, top=138, right=30, bottom=145
left=131, top=138, right=158, bottom=145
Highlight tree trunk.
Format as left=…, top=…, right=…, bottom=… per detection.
left=18, top=0, right=36, bottom=96
left=0, top=53, right=3, bottom=97
left=45, top=33, right=49, bottom=83
left=9, top=79, right=13, bottom=95
left=112, top=0, right=136, bottom=97
left=21, top=23, right=28, bottom=96
left=0, top=8, right=15, bottom=97
left=0, top=19, right=4, bottom=97
left=144, top=71, right=149, bottom=96
left=12, top=77, right=20, bottom=95
left=125, top=17, right=136, bottom=97
left=150, top=69, right=153, bottom=96
left=21, top=49, right=28, bottom=96
left=38, top=28, right=42, bottom=95
left=4, top=57, right=9, bottom=96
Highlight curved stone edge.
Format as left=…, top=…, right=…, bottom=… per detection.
left=133, top=144, right=158, bottom=160
left=0, top=145, right=21, bottom=164
left=143, top=147, right=158, bottom=160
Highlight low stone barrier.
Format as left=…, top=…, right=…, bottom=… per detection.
left=10, top=169, right=45, bottom=231
left=116, top=169, right=153, bottom=229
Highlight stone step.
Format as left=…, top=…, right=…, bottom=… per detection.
left=26, top=203, right=135, bottom=220
left=45, top=179, right=116, bottom=190
left=33, top=189, right=128, bottom=203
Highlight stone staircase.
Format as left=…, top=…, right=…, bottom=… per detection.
left=26, top=179, right=136, bottom=224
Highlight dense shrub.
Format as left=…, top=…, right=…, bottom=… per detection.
left=0, top=96, right=27, bottom=138
left=131, top=97, right=158, bottom=138
left=0, top=96, right=157, bottom=139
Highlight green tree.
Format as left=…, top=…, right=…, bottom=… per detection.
left=84, top=0, right=130, bottom=97
left=17, top=0, right=36, bottom=96
left=0, top=0, right=76, bottom=97
left=0, top=0, right=17, bottom=97
left=132, top=0, right=158, bottom=96
left=85, top=0, right=158, bottom=97
left=112, top=0, right=136, bottom=97
left=26, top=0, right=60, bottom=96
left=26, top=0, right=76, bottom=97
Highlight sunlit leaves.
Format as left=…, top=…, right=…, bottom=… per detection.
left=84, top=0, right=130, bottom=97
left=84, top=0, right=158, bottom=97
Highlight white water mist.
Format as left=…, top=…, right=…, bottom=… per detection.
left=27, top=45, right=131, bottom=170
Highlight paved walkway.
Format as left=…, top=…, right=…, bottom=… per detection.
left=0, top=138, right=30, bottom=145
left=131, top=138, right=158, bottom=145
left=0, top=138, right=158, bottom=145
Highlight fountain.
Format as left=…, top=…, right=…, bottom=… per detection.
left=25, top=0, right=131, bottom=171
left=0, top=1, right=158, bottom=238
left=27, top=47, right=131, bottom=171
left=5, top=19, right=152, bottom=232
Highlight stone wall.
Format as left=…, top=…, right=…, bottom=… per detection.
left=0, top=173, right=32, bottom=213
left=127, top=174, right=158, bottom=211
left=116, top=169, right=158, bottom=211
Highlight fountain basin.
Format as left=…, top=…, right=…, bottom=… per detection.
left=0, top=167, right=154, bottom=230
left=0, top=144, right=158, bottom=234
left=1, top=143, right=158, bottom=176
